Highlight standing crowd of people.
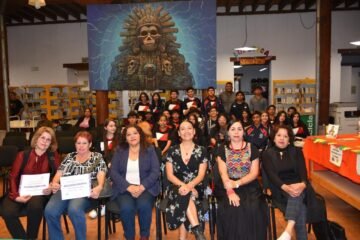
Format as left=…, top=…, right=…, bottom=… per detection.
left=2, top=82, right=318, bottom=240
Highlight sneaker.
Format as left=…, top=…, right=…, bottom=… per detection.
left=277, top=231, right=291, bottom=240
left=100, top=206, right=106, bottom=216
left=88, top=209, right=97, bottom=219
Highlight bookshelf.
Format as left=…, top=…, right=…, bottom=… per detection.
left=11, top=85, right=125, bottom=121
left=273, top=78, right=316, bottom=115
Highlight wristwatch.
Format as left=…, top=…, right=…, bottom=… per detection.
left=235, top=181, right=240, bottom=188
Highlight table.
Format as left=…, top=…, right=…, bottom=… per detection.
left=303, top=134, right=360, bottom=210
left=10, top=120, right=38, bottom=131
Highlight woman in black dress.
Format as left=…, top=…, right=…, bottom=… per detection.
left=262, top=126, right=308, bottom=240
left=215, top=120, right=267, bottom=240
left=165, top=120, right=208, bottom=240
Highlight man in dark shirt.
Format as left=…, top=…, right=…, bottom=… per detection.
left=182, top=87, right=202, bottom=117
left=219, top=82, right=235, bottom=114
left=202, top=86, right=224, bottom=114
left=164, top=90, right=183, bottom=118
left=9, top=91, right=24, bottom=118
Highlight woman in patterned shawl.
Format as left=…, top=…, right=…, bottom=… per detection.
left=45, top=131, right=107, bottom=240
left=214, top=121, right=267, bottom=240
left=165, top=120, right=208, bottom=240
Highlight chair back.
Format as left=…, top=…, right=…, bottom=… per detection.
left=0, top=145, right=19, bottom=167
left=2, top=135, right=29, bottom=151
left=57, top=136, right=76, bottom=155
left=5, top=131, right=26, bottom=138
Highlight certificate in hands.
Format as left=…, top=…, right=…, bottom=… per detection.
left=60, top=174, right=91, bottom=200
left=19, top=173, right=50, bottom=196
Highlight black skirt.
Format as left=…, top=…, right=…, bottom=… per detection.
left=217, top=180, right=268, bottom=240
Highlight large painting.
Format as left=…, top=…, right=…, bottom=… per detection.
left=87, top=0, right=216, bottom=90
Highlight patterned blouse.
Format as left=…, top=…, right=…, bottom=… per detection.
left=218, top=142, right=259, bottom=179
left=58, top=152, right=107, bottom=180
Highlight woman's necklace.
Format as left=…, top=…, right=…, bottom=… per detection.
left=230, top=141, right=243, bottom=151
left=181, top=143, right=194, bottom=164
left=77, top=152, right=91, bottom=163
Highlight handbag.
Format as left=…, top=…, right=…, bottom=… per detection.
left=159, top=195, right=169, bottom=212
left=305, top=183, right=326, bottom=223
left=328, top=220, right=347, bottom=240
left=91, top=178, right=113, bottom=198
left=86, top=155, right=113, bottom=198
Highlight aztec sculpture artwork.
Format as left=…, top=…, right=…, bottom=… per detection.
left=108, top=4, right=194, bottom=90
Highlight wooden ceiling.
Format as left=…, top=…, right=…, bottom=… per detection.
left=2, top=0, right=360, bottom=26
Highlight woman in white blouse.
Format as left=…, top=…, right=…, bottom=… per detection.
left=110, top=125, right=160, bottom=240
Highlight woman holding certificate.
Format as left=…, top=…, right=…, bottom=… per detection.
left=1, top=126, right=60, bottom=239
left=110, top=125, right=160, bottom=240
left=44, top=131, right=107, bottom=240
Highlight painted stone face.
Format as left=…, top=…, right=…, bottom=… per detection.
left=162, top=59, right=172, bottom=76
left=127, top=59, right=139, bottom=75
left=138, top=25, right=161, bottom=51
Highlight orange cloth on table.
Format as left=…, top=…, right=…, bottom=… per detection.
left=303, top=134, right=360, bottom=184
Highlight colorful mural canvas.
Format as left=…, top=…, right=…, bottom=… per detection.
left=87, top=0, right=216, bottom=90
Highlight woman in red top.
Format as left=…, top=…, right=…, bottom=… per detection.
left=1, top=126, right=60, bottom=239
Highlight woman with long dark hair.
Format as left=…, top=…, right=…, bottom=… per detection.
left=214, top=121, right=267, bottom=240
left=291, top=112, right=310, bottom=142
left=151, top=92, right=164, bottom=121
left=165, top=120, right=208, bottom=240
left=110, top=125, right=160, bottom=240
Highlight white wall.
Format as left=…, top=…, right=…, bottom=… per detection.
left=217, top=11, right=360, bottom=103
left=7, top=23, right=88, bottom=86
left=7, top=11, right=360, bottom=104
left=352, top=67, right=360, bottom=108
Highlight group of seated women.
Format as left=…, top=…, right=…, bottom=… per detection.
left=1, top=105, right=317, bottom=240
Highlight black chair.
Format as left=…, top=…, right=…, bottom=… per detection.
left=5, top=131, right=26, bottom=138
left=57, top=136, right=76, bottom=155
left=2, top=135, right=29, bottom=152
left=0, top=145, right=19, bottom=195
left=60, top=123, right=73, bottom=131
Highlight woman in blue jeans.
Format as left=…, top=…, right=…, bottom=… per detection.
left=110, top=125, right=160, bottom=240
left=45, top=131, right=107, bottom=240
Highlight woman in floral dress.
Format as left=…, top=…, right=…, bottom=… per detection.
left=165, top=120, right=208, bottom=240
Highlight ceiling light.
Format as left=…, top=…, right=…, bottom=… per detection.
left=259, top=68, right=267, bottom=72
left=28, top=0, right=46, bottom=9
left=234, top=46, right=257, bottom=51
left=350, top=41, right=360, bottom=46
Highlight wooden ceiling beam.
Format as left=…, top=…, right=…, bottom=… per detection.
left=225, top=0, right=232, bottom=14
left=252, top=0, right=259, bottom=12
left=333, top=0, right=344, bottom=8
left=16, top=8, right=34, bottom=22
left=265, top=0, right=273, bottom=12
left=37, top=7, right=57, bottom=21
left=46, top=5, right=69, bottom=20
left=8, top=14, right=22, bottom=23
left=345, top=0, right=357, bottom=7
left=278, top=0, right=289, bottom=10
left=238, top=0, right=245, bottom=13
left=305, top=0, right=316, bottom=9
left=23, top=6, right=46, bottom=21
left=291, top=0, right=303, bottom=10
left=70, top=2, right=86, bottom=15
left=55, top=4, right=81, bottom=20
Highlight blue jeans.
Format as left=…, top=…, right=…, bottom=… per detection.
left=44, top=191, right=91, bottom=240
left=115, top=191, right=155, bottom=239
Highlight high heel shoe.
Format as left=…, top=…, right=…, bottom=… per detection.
left=192, top=225, right=206, bottom=240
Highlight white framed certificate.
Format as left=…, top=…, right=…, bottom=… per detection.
left=60, top=174, right=91, bottom=200
left=19, top=173, right=50, bottom=196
